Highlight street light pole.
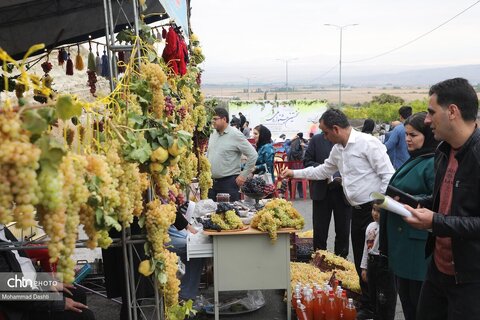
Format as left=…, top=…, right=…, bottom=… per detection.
left=242, top=76, right=255, bottom=100
left=324, top=23, right=358, bottom=108
left=277, top=58, right=297, bottom=99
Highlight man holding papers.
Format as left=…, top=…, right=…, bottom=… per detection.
left=281, top=108, right=394, bottom=320
left=404, top=78, right=480, bottom=320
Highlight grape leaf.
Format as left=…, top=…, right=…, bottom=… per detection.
left=104, top=215, right=121, bottom=231
left=22, top=109, right=48, bottom=134
left=122, top=132, right=152, bottom=163
left=35, top=135, right=66, bottom=167
left=55, top=94, right=82, bottom=120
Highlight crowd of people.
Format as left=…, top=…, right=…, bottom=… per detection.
left=1, top=77, right=477, bottom=320
left=282, top=77, right=480, bottom=320
left=206, top=79, right=480, bottom=320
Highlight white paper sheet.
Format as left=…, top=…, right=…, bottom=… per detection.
left=370, top=192, right=412, bottom=218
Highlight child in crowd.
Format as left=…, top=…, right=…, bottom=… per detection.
left=361, top=204, right=396, bottom=320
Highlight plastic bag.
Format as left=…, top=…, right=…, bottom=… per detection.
left=254, top=164, right=273, bottom=185
left=192, top=199, right=217, bottom=218
left=203, top=290, right=265, bottom=314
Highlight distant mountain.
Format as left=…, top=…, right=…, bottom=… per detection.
left=345, top=65, right=480, bottom=86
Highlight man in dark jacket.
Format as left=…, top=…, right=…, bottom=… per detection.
left=304, top=133, right=352, bottom=257
left=238, top=112, right=247, bottom=128
left=404, top=78, right=480, bottom=320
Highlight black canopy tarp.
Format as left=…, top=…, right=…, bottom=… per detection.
left=0, top=0, right=167, bottom=60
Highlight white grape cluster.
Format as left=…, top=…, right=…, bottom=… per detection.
left=180, top=86, right=195, bottom=107
left=37, top=166, right=66, bottom=262
left=144, top=200, right=180, bottom=307
left=0, top=112, right=41, bottom=228
left=152, top=169, right=171, bottom=198
left=83, top=154, right=119, bottom=248
left=191, top=105, right=207, bottom=131
left=251, top=199, right=305, bottom=242
left=178, top=152, right=197, bottom=187
left=198, top=155, right=213, bottom=199
left=58, top=153, right=89, bottom=283
left=107, top=141, right=148, bottom=227
left=141, top=62, right=167, bottom=119
left=162, top=249, right=180, bottom=307
left=145, top=200, right=176, bottom=256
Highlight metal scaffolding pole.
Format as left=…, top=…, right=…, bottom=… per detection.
left=101, top=1, right=162, bottom=319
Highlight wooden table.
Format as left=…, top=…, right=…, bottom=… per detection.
left=203, top=226, right=294, bottom=320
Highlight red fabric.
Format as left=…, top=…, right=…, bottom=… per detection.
left=178, top=38, right=188, bottom=76
left=162, top=27, right=179, bottom=74
left=24, top=246, right=57, bottom=273
left=434, top=148, right=458, bottom=275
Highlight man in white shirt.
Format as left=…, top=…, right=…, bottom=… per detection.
left=282, top=109, right=394, bottom=319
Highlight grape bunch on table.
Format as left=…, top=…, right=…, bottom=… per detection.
left=241, top=176, right=275, bottom=195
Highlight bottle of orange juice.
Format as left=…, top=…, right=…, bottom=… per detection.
left=292, top=287, right=302, bottom=311
left=296, top=299, right=309, bottom=320
left=324, top=290, right=337, bottom=320
left=313, top=285, right=325, bottom=320
left=343, top=298, right=357, bottom=320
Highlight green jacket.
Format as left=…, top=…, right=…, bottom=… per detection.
left=380, top=154, right=434, bottom=281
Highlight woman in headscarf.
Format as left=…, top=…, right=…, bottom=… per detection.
left=362, top=118, right=375, bottom=134
left=252, top=124, right=275, bottom=183
left=379, top=112, right=439, bottom=320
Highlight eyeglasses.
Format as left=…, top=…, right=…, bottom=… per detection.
left=212, top=117, right=222, bottom=121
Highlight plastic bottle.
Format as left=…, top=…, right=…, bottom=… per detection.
left=343, top=298, right=357, bottom=320
left=324, top=290, right=337, bottom=320
left=292, top=287, right=302, bottom=311
left=296, top=299, right=309, bottom=320
left=313, top=285, right=325, bottom=320
left=338, top=290, right=348, bottom=319
left=74, top=263, right=92, bottom=284
left=335, top=287, right=343, bottom=318
left=332, top=279, right=339, bottom=293
left=304, top=289, right=314, bottom=320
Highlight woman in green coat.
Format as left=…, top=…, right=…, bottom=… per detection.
left=379, top=112, right=439, bottom=320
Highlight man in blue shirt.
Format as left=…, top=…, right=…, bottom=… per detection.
left=384, top=106, right=412, bottom=169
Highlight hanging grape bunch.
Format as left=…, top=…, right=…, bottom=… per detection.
left=165, top=96, right=175, bottom=117
left=41, top=61, right=53, bottom=73
left=87, top=70, right=97, bottom=95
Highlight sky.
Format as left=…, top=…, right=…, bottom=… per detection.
left=189, top=0, right=480, bottom=85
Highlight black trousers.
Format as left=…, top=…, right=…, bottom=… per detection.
left=351, top=202, right=374, bottom=311
left=367, top=254, right=397, bottom=320
left=417, top=260, right=480, bottom=320
left=396, top=276, right=423, bottom=320
left=208, top=175, right=240, bottom=202
left=312, top=187, right=351, bottom=258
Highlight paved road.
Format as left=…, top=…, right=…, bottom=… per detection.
left=86, top=198, right=405, bottom=319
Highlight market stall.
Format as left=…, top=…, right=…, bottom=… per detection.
left=0, top=1, right=212, bottom=319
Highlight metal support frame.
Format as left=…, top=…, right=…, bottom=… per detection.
left=102, top=0, right=139, bottom=91
left=103, top=1, right=164, bottom=316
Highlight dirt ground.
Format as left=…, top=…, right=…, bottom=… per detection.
left=202, top=86, right=429, bottom=104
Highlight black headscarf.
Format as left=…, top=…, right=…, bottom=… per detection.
left=404, top=111, right=439, bottom=158
left=361, top=118, right=375, bottom=134
left=255, top=124, right=272, bottom=151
